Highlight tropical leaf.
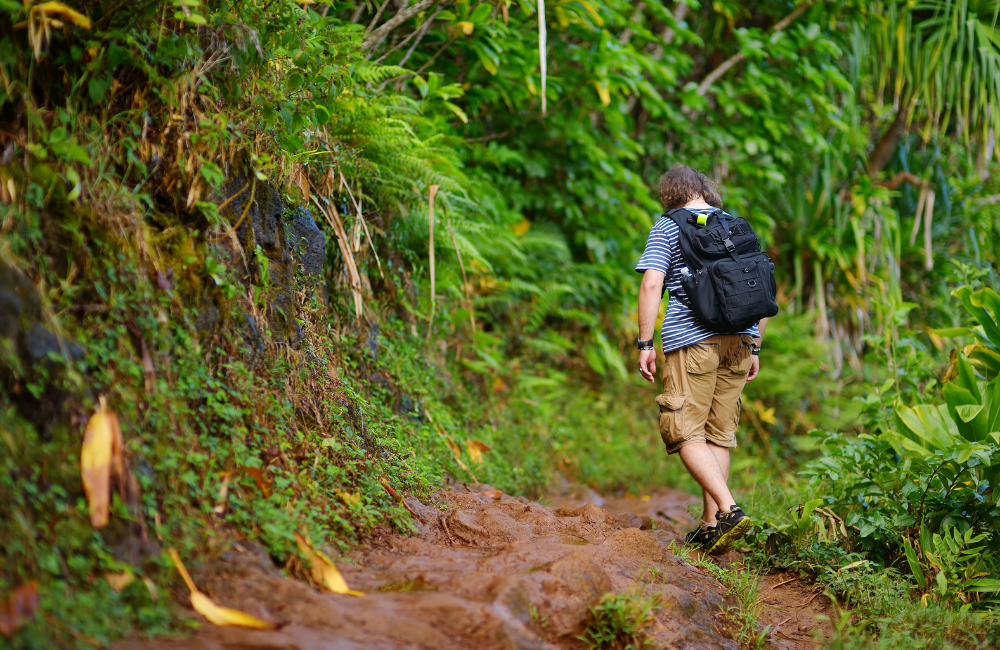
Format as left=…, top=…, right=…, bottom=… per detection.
left=294, top=531, right=364, bottom=596
left=894, top=403, right=961, bottom=452
left=167, top=549, right=277, bottom=629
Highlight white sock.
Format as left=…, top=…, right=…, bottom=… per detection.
left=701, top=519, right=717, bottom=529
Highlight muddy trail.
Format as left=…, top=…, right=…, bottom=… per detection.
left=117, top=484, right=832, bottom=650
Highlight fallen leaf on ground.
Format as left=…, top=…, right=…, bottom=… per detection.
left=214, top=472, right=232, bottom=514
left=81, top=398, right=124, bottom=528
left=294, top=531, right=364, bottom=596
left=142, top=577, right=159, bottom=601
left=105, top=571, right=135, bottom=592
left=0, top=582, right=39, bottom=638
left=32, top=1, right=92, bottom=28
left=467, top=439, right=491, bottom=464
left=337, top=491, right=361, bottom=506
left=167, top=548, right=277, bottom=629
left=239, top=466, right=272, bottom=498
left=481, top=489, right=503, bottom=499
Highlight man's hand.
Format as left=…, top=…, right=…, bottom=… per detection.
left=638, top=348, right=657, bottom=383
left=637, top=269, right=665, bottom=383
left=746, top=355, right=759, bottom=382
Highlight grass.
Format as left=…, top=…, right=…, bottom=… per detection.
left=579, top=588, right=662, bottom=650
left=824, top=597, right=1000, bottom=650
left=669, top=541, right=770, bottom=649
left=725, top=458, right=1000, bottom=650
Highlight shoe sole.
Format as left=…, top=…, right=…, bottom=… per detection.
left=705, top=516, right=753, bottom=556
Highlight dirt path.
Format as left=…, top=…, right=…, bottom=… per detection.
left=756, top=573, right=835, bottom=649
left=552, top=485, right=835, bottom=649
left=116, top=484, right=831, bottom=650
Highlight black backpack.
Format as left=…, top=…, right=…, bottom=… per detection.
left=663, top=207, right=778, bottom=333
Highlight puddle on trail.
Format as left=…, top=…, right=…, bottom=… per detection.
left=116, top=484, right=831, bottom=650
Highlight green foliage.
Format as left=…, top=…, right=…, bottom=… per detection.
left=4, top=0, right=1000, bottom=646
left=579, top=589, right=660, bottom=650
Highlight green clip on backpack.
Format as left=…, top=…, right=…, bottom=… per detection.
left=663, top=208, right=779, bottom=333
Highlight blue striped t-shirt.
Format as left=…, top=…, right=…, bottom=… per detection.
left=636, top=207, right=760, bottom=353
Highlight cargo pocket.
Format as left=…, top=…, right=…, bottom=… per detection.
left=730, top=395, right=742, bottom=430
left=655, top=392, right=687, bottom=450
left=686, top=343, right=719, bottom=375
left=730, top=343, right=753, bottom=375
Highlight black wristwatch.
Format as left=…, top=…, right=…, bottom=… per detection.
left=751, top=343, right=761, bottom=356
left=636, top=338, right=655, bottom=351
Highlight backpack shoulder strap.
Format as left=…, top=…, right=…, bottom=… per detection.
left=662, top=208, right=690, bottom=225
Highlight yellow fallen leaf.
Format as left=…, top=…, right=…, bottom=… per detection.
left=294, top=532, right=364, bottom=596
left=32, top=1, right=92, bottom=28
left=214, top=472, right=232, bottom=514
left=337, top=491, right=361, bottom=506
left=190, top=591, right=276, bottom=628
left=167, top=548, right=276, bottom=629
left=104, top=571, right=135, bottom=592
left=467, top=439, right=491, bottom=464
left=142, top=577, right=159, bottom=601
left=458, top=21, right=474, bottom=35
left=81, top=399, right=123, bottom=528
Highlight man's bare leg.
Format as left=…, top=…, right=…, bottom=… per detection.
left=699, top=444, right=731, bottom=523
left=678, top=442, right=735, bottom=524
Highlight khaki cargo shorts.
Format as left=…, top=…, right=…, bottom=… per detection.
left=656, top=335, right=754, bottom=455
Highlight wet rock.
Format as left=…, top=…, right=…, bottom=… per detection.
left=555, top=503, right=609, bottom=525
left=611, top=511, right=644, bottom=530
left=289, top=206, right=326, bottom=276
left=215, top=175, right=302, bottom=345
left=446, top=507, right=528, bottom=548
left=0, top=259, right=84, bottom=438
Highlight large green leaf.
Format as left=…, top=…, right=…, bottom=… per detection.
left=881, top=431, right=935, bottom=458
left=956, top=286, right=1000, bottom=350
left=969, top=288, right=1000, bottom=348
left=987, top=378, right=1000, bottom=434
left=956, top=404, right=984, bottom=423
left=966, top=578, right=1000, bottom=593
left=969, top=347, right=1000, bottom=380
left=903, top=538, right=926, bottom=588
left=894, top=403, right=961, bottom=452
left=955, top=354, right=982, bottom=402
left=943, top=382, right=987, bottom=443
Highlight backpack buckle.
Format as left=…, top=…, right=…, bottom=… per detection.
left=723, top=237, right=736, bottom=251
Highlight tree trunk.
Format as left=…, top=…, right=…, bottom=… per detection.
left=867, top=104, right=909, bottom=177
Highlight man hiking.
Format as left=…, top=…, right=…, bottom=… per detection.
left=634, top=165, right=775, bottom=555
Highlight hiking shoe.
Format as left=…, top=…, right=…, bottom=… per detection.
left=684, top=524, right=718, bottom=550
left=705, top=506, right=753, bottom=556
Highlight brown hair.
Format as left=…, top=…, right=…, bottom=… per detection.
left=656, top=165, right=722, bottom=209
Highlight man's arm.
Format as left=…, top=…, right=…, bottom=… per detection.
left=746, top=317, right=768, bottom=382
left=637, top=269, right=665, bottom=383
left=753, top=317, right=769, bottom=345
